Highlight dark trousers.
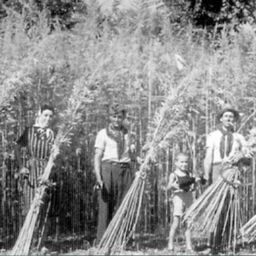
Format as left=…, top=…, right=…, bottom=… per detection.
left=96, top=161, right=133, bottom=244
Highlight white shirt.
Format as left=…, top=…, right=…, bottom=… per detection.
left=95, top=128, right=130, bottom=163
left=206, top=130, right=246, bottom=163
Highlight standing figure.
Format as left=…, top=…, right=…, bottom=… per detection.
left=16, top=104, right=55, bottom=249
left=94, top=104, right=134, bottom=244
left=167, top=153, right=196, bottom=253
left=204, top=106, right=246, bottom=185
left=204, top=106, right=248, bottom=252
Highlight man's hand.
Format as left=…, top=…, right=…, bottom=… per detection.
left=94, top=148, right=104, bottom=190
left=94, top=179, right=103, bottom=191
left=201, top=174, right=211, bottom=186
left=195, top=176, right=207, bottom=185
left=97, top=179, right=103, bottom=189
left=229, top=151, right=244, bottom=163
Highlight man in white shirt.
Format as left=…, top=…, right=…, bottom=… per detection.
left=94, top=104, right=134, bottom=244
left=204, top=106, right=248, bottom=252
left=204, top=106, right=246, bottom=185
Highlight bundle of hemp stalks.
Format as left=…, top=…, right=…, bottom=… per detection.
left=183, top=163, right=242, bottom=251
left=97, top=83, right=191, bottom=253
left=240, top=212, right=256, bottom=243
left=240, top=130, right=256, bottom=243
left=11, top=142, right=59, bottom=254
left=11, top=133, right=62, bottom=255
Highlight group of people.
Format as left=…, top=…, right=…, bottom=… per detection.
left=167, top=106, right=252, bottom=253
left=15, top=102, right=251, bottom=253
left=15, top=103, right=135, bottom=250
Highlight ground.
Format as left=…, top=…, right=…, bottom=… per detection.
left=44, top=234, right=256, bottom=255
left=2, top=233, right=256, bottom=255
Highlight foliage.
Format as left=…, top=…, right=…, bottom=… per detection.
left=0, top=0, right=256, bottom=251
left=0, top=0, right=87, bottom=29
left=169, top=0, right=256, bottom=27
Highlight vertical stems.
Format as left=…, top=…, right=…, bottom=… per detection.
left=253, top=158, right=256, bottom=216
left=165, top=148, right=169, bottom=227
left=252, top=101, right=256, bottom=218
left=148, top=40, right=154, bottom=121
left=192, top=115, right=197, bottom=175
left=206, top=66, right=212, bottom=135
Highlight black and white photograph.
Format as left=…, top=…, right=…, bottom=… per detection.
left=0, top=0, right=256, bottom=255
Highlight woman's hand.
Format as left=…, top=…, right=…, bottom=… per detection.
left=20, top=167, right=30, bottom=179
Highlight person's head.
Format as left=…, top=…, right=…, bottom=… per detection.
left=37, top=104, right=54, bottom=128
left=108, top=103, right=127, bottom=129
left=175, top=152, right=190, bottom=172
left=218, top=107, right=239, bottom=130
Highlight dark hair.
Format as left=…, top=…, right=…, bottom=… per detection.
left=40, top=104, right=55, bottom=114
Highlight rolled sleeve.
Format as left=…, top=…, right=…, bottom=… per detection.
left=95, top=130, right=105, bottom=151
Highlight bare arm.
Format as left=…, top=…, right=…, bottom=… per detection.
left=167, top=173, right=179, bottom=190
left=94, top=148, right=104, bottom=188
left=204, top=147, right=213, bottom=185
left=203, top=132, right=214, bottom=185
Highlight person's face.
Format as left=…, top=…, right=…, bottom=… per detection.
left=38, top=109, right=54, bottom=128
left=175, top=155, right=189, bottom=172
left=220, top=111, right=235, bottom=129
left=109, top=112, right=124, bottom=129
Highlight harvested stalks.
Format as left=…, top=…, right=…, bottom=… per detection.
left=241, top=214, right=256, bottom=243
left=184, top=164, right=242, bottom=251
left=11, top=136, right=61, bottom=255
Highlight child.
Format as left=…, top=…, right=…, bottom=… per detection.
left=167, top=152, right=195, bottom=252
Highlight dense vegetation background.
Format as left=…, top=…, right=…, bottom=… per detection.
left=0, top=0, right=256, bottom=253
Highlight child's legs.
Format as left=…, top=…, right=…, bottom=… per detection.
left=184, top=222, right=193, bottom=250
left=183, top=192, right=194, bottom=250
left=168, top=194, right=183, bottom=249
left=168, top=216, right=180, bottom=249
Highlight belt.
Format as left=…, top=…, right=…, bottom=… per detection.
left=103, top=161, right=130, bottom=168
